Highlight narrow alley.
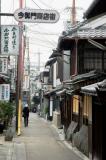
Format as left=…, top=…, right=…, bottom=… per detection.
left=11, top=113, right=83, bottom=160
left=0, top=0, right=105, bottom=160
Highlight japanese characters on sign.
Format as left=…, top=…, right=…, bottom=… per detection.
left=1, top=25, right=19, bottom=55
left=0, top=84, right=10, bottom=101
left=0, top=58, right=8, bottom=74
left=14, top=8, right=60, bottom=23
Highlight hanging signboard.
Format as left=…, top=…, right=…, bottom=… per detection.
left=0, top=84, right=10, bottom=101
left=1, top=25, right=19, bottom=55
left=23, top=75, right=30, bottom=91
left=0, top=57, right=8, bottom=74
left=14, top=8, right=60, bottom=23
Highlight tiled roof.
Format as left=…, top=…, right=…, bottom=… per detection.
left=68, top=28, right=106, bottom=38
left=44, top=85, right=63, bottom=96
left=64, top=70, right=106, bottom=85
left=81, top=79, right=106, bottom=95
left=81, top=82, right=98, bottom=95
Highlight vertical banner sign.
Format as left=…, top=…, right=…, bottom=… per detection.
left=0, top=84, right=10, bottom=101
left=1, top=25, right=19, bottom=55
left=0, top=58, right=8, bottom=73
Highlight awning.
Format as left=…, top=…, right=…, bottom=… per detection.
left=0, top=73, right=10, bottom=83
left=81, top=83, right=98, bottom=96
left=57, top=36, right=75, bottom=50
left=58, top=35, right=106, bottom=50
left=81, top=80, right=106, bottom=96
left=0, top=74, right=9, bottom=79
left=45, top=57, right=57, bottom=67
left=56, top=89, right=66, bottom=96
left=66, top=90, right=75, bottom=95
left=64, top=71, right=106, bottom=96
left=64, top=70, right=106, bottom=85
left=44, top=85, right=63, bottom=96
left=49, top=49, right=62, bottom=58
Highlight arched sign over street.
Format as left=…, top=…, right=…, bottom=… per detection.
left=14, top=8, right=60, bottom=23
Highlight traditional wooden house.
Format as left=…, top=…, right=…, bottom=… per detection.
left=39, top=71, right=49, bottom=117
left=81, top=79, right=106, bottom=160
left=43, top=1, right=106, bottom=158
left=80, top=0, right=106, bottom=159
left=57, top=11, right=106, bottom=157
left=44, top=50, right=68, bottom=127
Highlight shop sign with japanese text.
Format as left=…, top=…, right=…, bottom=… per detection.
left=1, top=25, right=19, bottom=55
left=14, top=8, right=60, bottom=23
left=0, top=57, right=8, bottom=74
left=0, top=84, right=10, bottom=101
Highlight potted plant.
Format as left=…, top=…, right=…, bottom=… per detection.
left=0, top=101, right=14, bottom=133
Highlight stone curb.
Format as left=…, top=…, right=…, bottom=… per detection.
left=51, top=124, right=89, bottom=160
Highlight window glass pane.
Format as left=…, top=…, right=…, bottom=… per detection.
left=73, top=95, right=79, bottom=114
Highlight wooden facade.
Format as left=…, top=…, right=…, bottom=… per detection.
left=57, top=32, right=106, bottom=158
left=44, top=1, right=106, bottom=158
left=81, top=81, right=106, bottom=160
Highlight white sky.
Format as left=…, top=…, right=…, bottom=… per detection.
left=1, top=0, right=93, bottom=71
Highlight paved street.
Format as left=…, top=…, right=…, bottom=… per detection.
left=0, top=139, right=13, bottom=160
left=13, top=112, right=83, bottom=160
left=0, top=113, right=87, bottom=160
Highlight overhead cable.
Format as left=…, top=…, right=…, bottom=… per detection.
left=29, top=42, right=55, bottom=48
left=29, top=37, right=57, bottom=46
left=38, top=0, right=54, bottom=9
left=28, top=29, right=60, bottom=36
left=31, top=0, right=41, bottom=9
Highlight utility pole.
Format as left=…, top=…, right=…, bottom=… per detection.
left=27, top=38, right=31, bottom=109
left=72, top=0, right=76, bottom=25
left=23, top=34, right=30, bottom=107
left=16, top=0, right=23, bottom=135
left=0, top=0, right=1, bottom=54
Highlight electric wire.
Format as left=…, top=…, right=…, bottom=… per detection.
left=28, top=32, right=57, bottom=45
left=2, top=1, right=13, bottom=23
left=12, top=0, right=15, bottom=24
left=30, top=0, right=66, bottom=12
left=35, top=25, right=59, bottom=45
left=28, top=28, right=60, bottom=36
left=29, top=34, right=57, bottom=43
left=29, top=41, right=56, bottom=49
left=29, top=37, right=57, bottom=47
left=30, top=0, right=41, bottom=9
left=29, top=41, right=55, bottom=49
left=37, top=0, right=54, bottom=9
